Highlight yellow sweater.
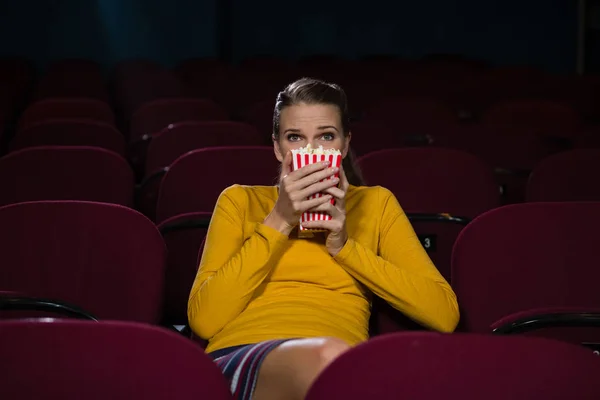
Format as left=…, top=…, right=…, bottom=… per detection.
left=188, top=184, right=459, bottom=353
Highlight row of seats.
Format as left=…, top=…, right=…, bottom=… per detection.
left=3, top=58, right=600, bottom=130
left=1, top=200, right=599, bottom=343
left=12, top=95, right=600, bottom=138
left=2, top=56, right=598, bottom=398
left=5, top=101, right=600, bottom=218
left=1, top=320, right=599, bottom=399
left=3, top=57, right=600, bottom=185
left=6, top=95, right=600, bottom=181
left=8, top=90, right=596, bottom=143
left=15, top=56, right=596, bottom=120
left=1, top=144, right=598, bottom=290
left=0, top=144, right=597, bottom=213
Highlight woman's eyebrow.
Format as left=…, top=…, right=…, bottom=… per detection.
left=283, top=129, right=301, bottom=134
left=317, top=126, right=339, bottom=131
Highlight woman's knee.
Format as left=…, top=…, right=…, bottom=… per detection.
left=277, top=337, right=349, bottom=362
left=254, top=337, right=351, bottom=399
left=310, top=337, right=351, bottom=368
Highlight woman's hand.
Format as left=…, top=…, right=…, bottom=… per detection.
left=301, top=165, right=350, bottom=256
left=264, top=151, right=339, bottom=236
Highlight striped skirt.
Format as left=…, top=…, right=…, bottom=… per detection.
left=209, top=339, right=292, bottom=400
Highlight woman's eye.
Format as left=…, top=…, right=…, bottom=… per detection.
left=322, top=133, right=335, bottom=141
left=287, top=134, right=301, bottom=142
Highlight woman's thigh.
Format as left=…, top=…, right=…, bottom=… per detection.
left=253, top=337, right=351, bottom=400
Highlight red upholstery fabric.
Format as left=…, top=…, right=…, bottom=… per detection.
left=11, top=119, right=126, bottom=156
left=306, top=332, right=600, bottom=400
left=452, top=202, right=600, bottom=337
left=357, top=147, right=499, bottom=217
left=156, top=146, right=279, bottom=223
left=130, top=98, right=228, bottom=142
left=140, top=122, right=264, bottom=219
left=0, top=201, right=166, bottom=323
left=146, top=121, right=264, bottom=173
left=18, top=98, right=115, bottom=129
left=527, top=149, right=600, bottom=202
left=158, top=212, right=211, bottom=325
left=430, top=124, right=562, bottom=170
left=0, top=146, right=134, bottom=207
left=0, top=320, right=232, bottom=400
left=429, top=124, right=564, bottom=204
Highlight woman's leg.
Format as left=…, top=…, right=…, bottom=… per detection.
left=252, top=337, right=351, bottom=400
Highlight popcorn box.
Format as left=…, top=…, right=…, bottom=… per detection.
left=290, top=145, right=342, bottom=231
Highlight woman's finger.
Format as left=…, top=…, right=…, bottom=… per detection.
left=291, top=166, right=338, bottom=191
left=296, top=176, right=339, bottom=199
left=321, top=186, right=345, bottom=200
left=280, top=151, right=293, bottom=181
left=298, top=194, right=333, bottom=213
left=307, top=200, right=335, bottom=213
left=307, top=201, right=343, bottom=218
left=301, top=219, right=338, bottom=231
left=287, top=160, right=332, bottom=183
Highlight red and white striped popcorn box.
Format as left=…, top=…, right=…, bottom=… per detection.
left=290, top=146, right=342, bottom=232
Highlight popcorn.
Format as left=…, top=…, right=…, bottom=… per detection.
left=290, top=144, right=342, bottom=232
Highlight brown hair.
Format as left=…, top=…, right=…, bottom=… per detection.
left=272, top=77, right=364, bottom=186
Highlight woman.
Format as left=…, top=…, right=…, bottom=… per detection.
left=188, top=78, right=459, bottom=400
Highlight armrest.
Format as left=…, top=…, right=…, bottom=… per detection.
left=493, top=167, right=532, bottom=176
left=0, top=296, right=98, bottom=321
left=158, top=214, right=212, bottom=236
left=130, top=133, right=154, bottom=147
left=407, top=213, right=471, bottom=226
left=492, top=307, right=600, bottom=334
left=136, top=167, right=169, bottom=191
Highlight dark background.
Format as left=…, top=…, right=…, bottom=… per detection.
left=0, top=0, right=581, bottom=73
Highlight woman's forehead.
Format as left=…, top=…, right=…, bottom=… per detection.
left=280, top=103, right=342, bottom=127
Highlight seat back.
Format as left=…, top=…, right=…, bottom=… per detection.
left=357, top=147, right=499, bottom=284
left=0, top=146, right=134, bottom=207
left=452, top=202, right=600, bottom=334
left=156, top=146, right=279, bottom=223
left=307, top=332, right=600, bottom=400
left=357, top=147, right=499, bottom=217
left=0, top=201, right=166, bottom=322
left=146, top=121, right=264, bottom=173
left=0, top=320, right=232, bottom=400
left=11, top=119, right=126, bottom=156
left=158, top=212, right=211, bottom=325
left=527, top=149, right=600, bottom=202
left=19, top=98, right=115, bottom=129
left=130, top=98, right=228, bottom=142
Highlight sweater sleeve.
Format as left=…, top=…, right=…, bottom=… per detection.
left=188, top=185, right=289, bottom=339
left=334, top=187, right=460, bottom=332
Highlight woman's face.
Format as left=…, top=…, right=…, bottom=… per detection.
left=273, top=103, right=351, bottom=163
